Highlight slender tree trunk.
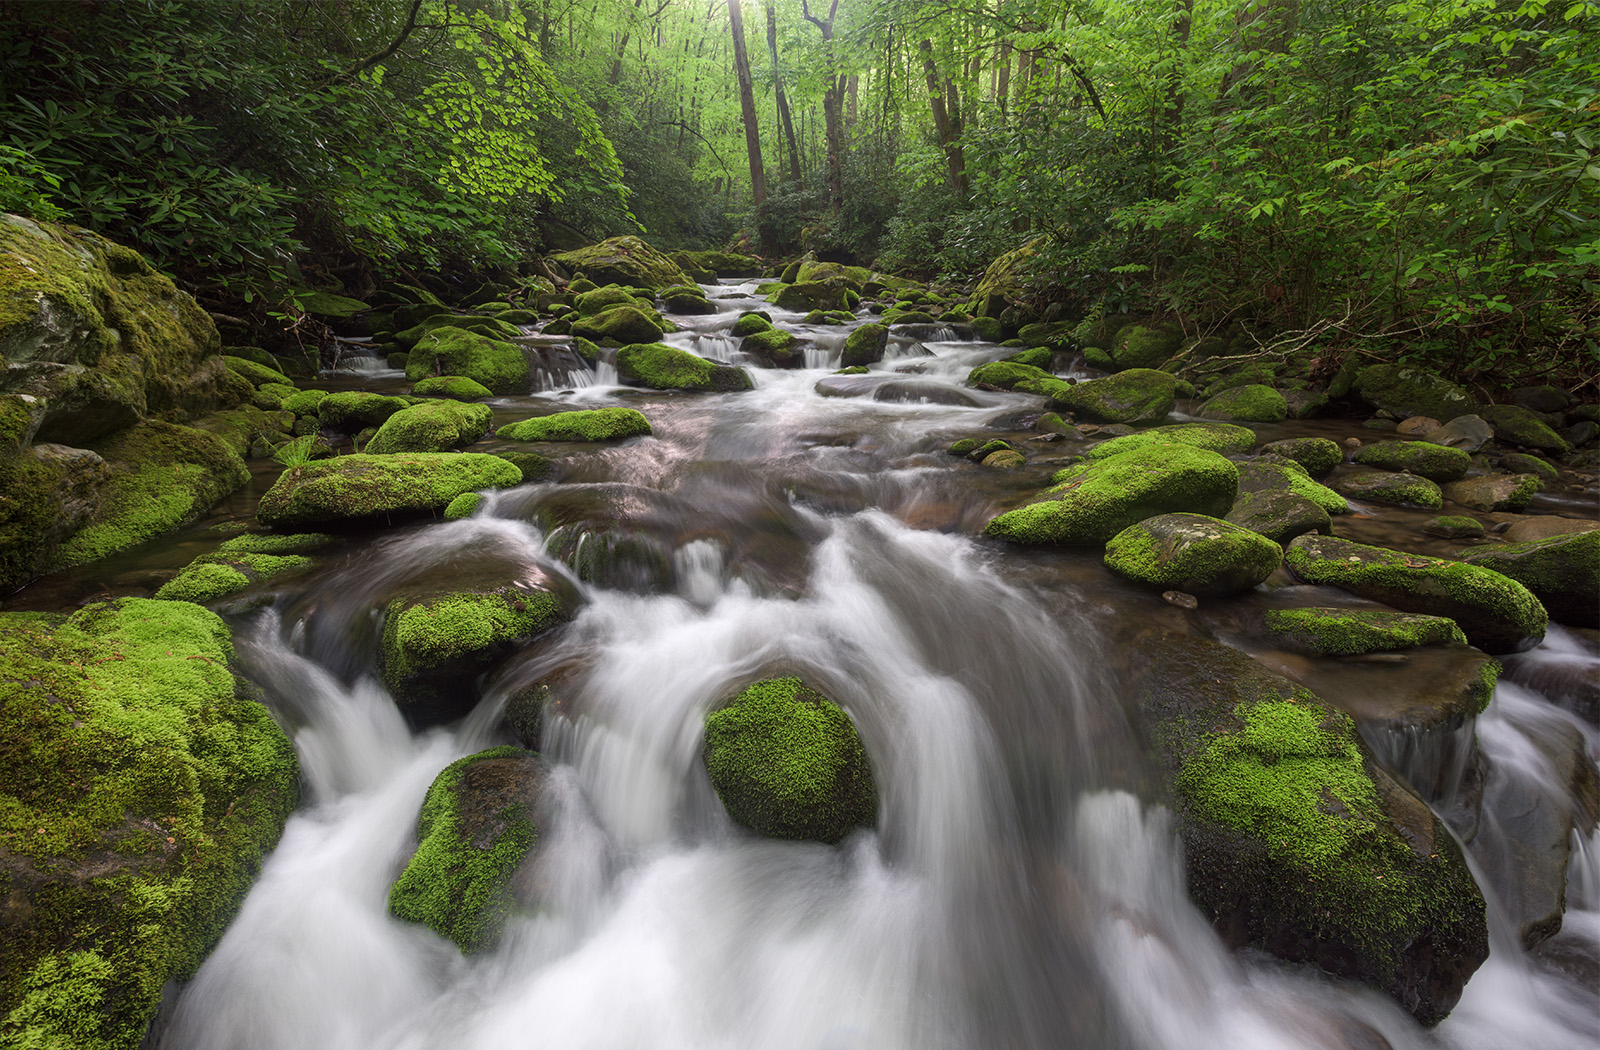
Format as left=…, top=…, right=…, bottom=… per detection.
left=996, top=39, right=1011, bottom=118
left=765, top=0, right=802, bottom=185
left=728, top=0, right=768, bottom=220
left=920, top=38, right=969, bottom=201
left=803, top=0, right=846, bottom=217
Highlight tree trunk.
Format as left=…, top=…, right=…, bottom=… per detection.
left=728, top=0, right=767, bottom=212
left=802, top=0, right=846, bottom=218
left=996, top=39, right=1011, bottom=118
left=765, top=0, right=802, bottom=185
left=920, top=38, right=969, bottom=202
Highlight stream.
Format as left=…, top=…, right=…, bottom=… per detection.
left=16, top=281, right=1596, bottom=1049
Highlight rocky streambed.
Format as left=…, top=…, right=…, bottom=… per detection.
left=1, top=229, right=1597, bottom=1049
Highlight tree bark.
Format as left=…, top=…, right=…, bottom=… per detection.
left=728, top=0, right=767, bottom=212
left=802, top=0, right=846, bottom=217
left=765, top=0, right=802, bottom=185
left=920, top=39, right=969, bottom=202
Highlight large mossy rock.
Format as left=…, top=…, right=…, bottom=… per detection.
left=499, top=407, right=651, bottom=443
left=380, top=585, right=571, bottom=721
left=550, top=236, right=691, bottom=290
left=404, top=326, right=531, bottom=395
left=1224, top=489, right=1331, bottom=545
left=1197, top=384, right=1288, bottom=423
left=740, top=327, right=801, bottom=367
left=256, top=452, right=521, bottom=528
left=412, top=375, right=493, bottom=401
left=1259, top=437, right=1342, bottom=477
left=1350, top=365, right=1476, bottom=422
left=984, top=445, right=1238, bottom=546
left=155, top=533, right=331, bottom=603
left=966, top=360, right=1073, bottom=399
left=771, top=281, right=851, bottom=312
left=1480, top=404, right=1571, bottom=454
left=1, top=215, right=243, bottom=445
left=1236, top=458, right=1349, bottom=515
left=702, top=677, right=877, bottom=844
left=0, top=598, right=298, bottom=1048
left=1109, top=323, right=1181, bottom=370
left=1104, top=513, right=1282, bottom=595
left=1048, top=368, right=1178, bottom=425
left=840, top=323, right=889, bottom=368
left=1351, top=440, right=1471, bottom=482
left=616, top=342, right=752, bottom=392
left=1458, top=530, right=1599, bottom=629
left=317, top=391, right=409, bottom=431
left=572, top=285, right=642, bottom=317
left=569, top=304, right=666, bottom=346
left=388, top=746, right=544, bottom=953
left=1442, top=473, right=1541, bottom=512
left=365, top=400, right=492, bottom=455
left=1082, top=422, right=1257, bottom=460
left=1331, top=470, right=1444, bottom=510
left=1284, top=534, right=1547, bottom=653
left=394, top=313, right=522, bottom=349
left=1133, top=630, right=1487, bottom=1025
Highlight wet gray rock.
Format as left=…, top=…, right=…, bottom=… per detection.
left=1425, top=414, right=1494, bottom=453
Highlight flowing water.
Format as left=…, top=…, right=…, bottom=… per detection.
left=46, top=280, right=1593, bottom=1049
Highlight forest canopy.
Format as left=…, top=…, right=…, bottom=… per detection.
left=1, top=0, right=1595, bottom=386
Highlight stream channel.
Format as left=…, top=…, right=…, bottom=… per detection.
left=12, top=280, right=1599, bottom=1050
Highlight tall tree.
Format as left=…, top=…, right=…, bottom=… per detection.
left=801, top=0, right=847, bottom=217
left=727, top=0, right=768, bottom=217
left=765, top=0, right=803, bottom=185
left=919, top=38, right=968, bottom=201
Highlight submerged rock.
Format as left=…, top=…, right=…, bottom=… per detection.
left=1133, top=630, right=1488, bottom=1025
left=984, top=445, right=1238, bottom=545
left=703, top=676, right=877, bottom=844
left=388, top=746, right=545, bottom=953
left=1284, top=534, right=1546, bottom=653
left=0, top=599, right=298, bottom=1047
left=256, top=452, right=521, bottom=528
left=1104, top=513, right=1282, bottom=595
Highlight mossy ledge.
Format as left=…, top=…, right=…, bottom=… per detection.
left=1262, top=607, right=1468, bottom=656
left=0, top=598, right=298, bottom=1048
left=387, top=747, right=545, bottom=953
left=702, top=676, right=877, bottom=844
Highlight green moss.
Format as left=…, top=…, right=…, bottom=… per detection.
left=365, top=400, right=492, bottom=455
left=834, top=365, right=869, bottom=375
left=318, top=391, right=408, bottom=430
left=498, top=407, right=651, bottom=443
left=730, top=313, right=774, bottom=337
left=1259, top=437, right=1343, bottom=477
left=985, top=445, right=1239, bottom=545
left=1498, top=452, right=1558, bottom=481
left=1334, top=471, right=1444, bottom=509
left=444, top=493, right=483, bottom=520
left=982, top=449, right=1027, bottom=469
left=573, top=286, right=642, bottom=317
left=570, top=304, right=666, bottom=346
left=1110, top=324, right=1181, bottom=370
left=394, top=313, right=522, bottom=349
left=413, top=375, right=494, bottom=401
left=57, top=422, right=249, bottom=568
left=491, top=451, right=551, bottom=483
left=1002, top=346, right=1053, bottom=369
left=1481, top=404, right=1571, bottom=454
left=1352, top=365, right=1476, bottom=422
left=1049, top=368, right=1178, bottom=425
left=616, top=342, right=752, bottom=392
left=550, top=236, right=691, bottom=289
left=969, top=439, right=1015, bottom=460
left=1083, top=422, right=1257, bottom=460
left=1351, top=440, right=1471, bottom=482
left=387, top=747, right=542, bottom=953
left=1422, top=515, right=1486, bottom=540
left=948, top=439, right=980, bottom=456
left=702, top=677, right=877, bottom=844
left=404, top=327, right=530, bottom=395
left=293, top=290, right=369, bottom=318
left=1459, top=530, right=1598, bottom=627
left=567, top=336, right=601, bottom=365
left=880, top=307, right=937, bottom=326
left=155, top=549, right=314, bottom=603
left=1263, top=608, right=1468, bottom=656
left=1285, top=534, right=1547, bottom=652
left=966, top=361, right=1073, bottom=399
left=256, top=452, right=522, bottom=528
left=380, top=589, right=566, bottom=704
left=1104, top=513, right=1283, bottom=594
left=1238, top=459, right=1350, bottom=514
left=280, top=388, right=328, bottom=416
left=223, top=356, right=292, bottom=388
left=0, top=599, right=297, bottom=1047
left=741, top=327, right=801, bottom=364
left=840, top=323, right=889, bottom=368
left=1198, top=384, right=1288, bottom=423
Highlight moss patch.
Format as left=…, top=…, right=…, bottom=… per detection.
left=1459, top=530, right=1599, bottom=628
left=1333, top=470, right=1444, bottom=510
left=616, top=343, right=752, bottom=392
left=1263, top=608, right=1468, bottom=656
left=256, top=452, right=521, bottom=528
left=1351, top=440, right=1471, bottom=482
left=703, top=677, right=877, bottom=844
left=1049, top=368, right=1178, bottom=425
left=1260, top=437, right=1343, bottom=477
left=499, top=408, right=651, bottom=443
left=413, top=375, right=493, bottom=401
left=387, top=747, right=543, bottom=953
left=365, top=400, right=492, bottom=455
left=444, top=493, right=483, bottom=520
left=1104, top=513, right=1282, bottom=595
left=966, top=360, right=1073, bottom=400
left=0, top=598, right=298, bottom=1048
left=404, top=327, right=530, bottom=396
left=1084, top=422, right=1257, bottom=460
left=318, top=391, right=408, bottom=431
left=1198, top=384, right=1288, bottom=423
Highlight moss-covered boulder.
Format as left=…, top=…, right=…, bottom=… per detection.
left=771, top=281, right=851, bottom=312
left=154, top=533, right=330, bottom=603
left=674, top=249, right=763, bottom=278
left=1258, top=437, right=1343, bottom=477
left=1284, top=534, right=1546, bottom=653
left=1001, top=346, right=1053, bottom=369
left=550, top=236, right=691, bottom=290
left=394, top=313, right=522, bottom=349
left=1332, top=470, right=1444, bottom=509
left=387, top=746, right=544, bottom=953
left=966, top=360, right=1074, bottom=400
left=572, top=285, right=642, bottom=317
left=380, top=585, right=570, bottom=720
left=1442, top=473, right=1542, bottom=512
left=1083, top=422, right=1257, bottom=460
left=404, top=326, right=531, bottom=396
left=490, top=450, right=552, bottom=483
left=1351, top=440, right=1471, bottom=482
left=616, top=342, right=752, bottom=392
left=256, top=452, right=521, bottom=528
left=1197, top=384, right=1288, bottom=423
left=841, top=323, right=889, bottom=368
left=1236, top=458, right=1350, bottom=515
left=365, top=399, right=492, bottom=455
left=1133, top=630, right=1487, bottom=1025
left=1048, top=368, right=1178, bottom=425
left=0, top=598, right=298, bottom=1048
left=1481, top=404, right=1571, bottom=454
left=1224, top=489, right=1332, bottom=545
left=1458, top=530, right=1598, bottom=628
left=413, top=375, right=493, bottom=401
left=569, top=304, right=666, bottom=346
left=1, top=215, right=244, bottom=445
left=280, top=388, right=328, bottom=416
left=662, top=288, right=717, bottom=315
left=317, top=391, right=409, bottom=431
left=1263, top=608, right=1468, bottom=656
left=444, top=492, right=482, bottom=520
left=223, top=356, right=293, bottom=389
left=1104, top=513, right=1282, bottom=595
left=1350, top=365, right=1476, bottom=422
left=730, top=312, right=773, bottom=337
left=499, top=407, right=651, bottom=443
left=740, top=327, right=801, bottom=367
left=702, top=677, right=877, bottom=844
left=984, top=445, right=1238, bottom=546
left=1109, top=323, right=1181, bottom=370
